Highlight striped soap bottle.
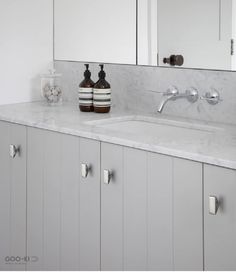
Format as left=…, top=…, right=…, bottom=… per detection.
left=78, top=64, right=95, bottom=112
left=93, top=64, right=111, bottom=113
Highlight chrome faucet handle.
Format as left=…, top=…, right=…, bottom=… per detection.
left=157, top=86, right=199, bottom=113
left=156, top=86, right=180, bottom=113
left=185, top=87, right=199, bottom=103
left=200, top=89, right=223, bottom=105
left=165, top=86, right=179, bottom=96
left=155, top=86, right=179, bottom=96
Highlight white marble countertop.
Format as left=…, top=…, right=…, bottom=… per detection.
left=0, top=101, right=236, bottom=170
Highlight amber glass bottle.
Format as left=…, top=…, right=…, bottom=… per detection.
left=93, top=64, right=111, bottom=113
left=78, top=64, right=95, bottom=112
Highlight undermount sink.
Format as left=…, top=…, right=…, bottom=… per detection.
left=86, top=116, right=222, bottom=140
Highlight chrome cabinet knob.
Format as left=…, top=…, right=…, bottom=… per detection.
left=209, top=196, right=219, bottom=215
left=81, top=163, right=90, bottom=178
left=200, top=89, right=222, bottom=105
left=104, top=169, right=112, bottom=185
left=9, top=144, right=20, bottom=158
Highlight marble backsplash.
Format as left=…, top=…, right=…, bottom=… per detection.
left=55, top=60, right=236, bottom=126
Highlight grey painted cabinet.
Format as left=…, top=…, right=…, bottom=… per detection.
left=2, top=120, right=236, bottom=271
left=173, top=158, right=203, bottom=270
left=27, top=128, right=100, bottom=271
left=0, top=121, right=27, bottom=271
left=101, top=143, right=203, bottom=271
left=204, top=165, right=236, bottom=271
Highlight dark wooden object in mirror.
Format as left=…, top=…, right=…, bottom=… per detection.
left=163, top=55, right=184, bottom=66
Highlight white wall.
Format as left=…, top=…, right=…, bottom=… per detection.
left=232, top=0, right=236, bottom=70
left=0, top=0, right=53, bottom=105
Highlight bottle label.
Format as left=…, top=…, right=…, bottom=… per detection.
left=93, top=88, right=111, bottom=108
left=78, top=87, right=93, bottom=106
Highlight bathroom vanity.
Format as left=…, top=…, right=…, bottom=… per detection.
left=0, top=102, right=236, bottom=271
left=1, top=0, right=236, bottom=270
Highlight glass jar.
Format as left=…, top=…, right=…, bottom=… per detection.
left=41, top=69, right=62, bottom=105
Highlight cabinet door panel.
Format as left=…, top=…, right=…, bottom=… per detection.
left=79, top=138, right=100, bottom=271
left=27, top=129, right=65, bottom=270
left=27, top=128, right=100, bottom=271
left=204, top=165, right=236, bottom=271
left=173, top=158, right=203, bottom=271
left=101, top=143, right=123, bottom=271
left=0, top=121, right=10, bottom=271
left=43, top=131, right=62, bottom=270
left=60, top=134, right=80, bottom=270
left=147, top=152, right=173, bottom=270
left=0, top=121, right=26, bottom=271
left=123, top=148, right=148, bottom=271
left=26, top=128, right=44, bottom=270
left=101, top=144, right=173, bottom=271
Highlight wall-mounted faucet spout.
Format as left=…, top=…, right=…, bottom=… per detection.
left=157, top=86, right=199, bottom=113
left=157, top=94, right=177, bottom=113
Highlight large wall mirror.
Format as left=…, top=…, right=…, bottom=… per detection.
left=54, top=0, right=236, bottom=71
left=54, top=0, right=137, bottom=65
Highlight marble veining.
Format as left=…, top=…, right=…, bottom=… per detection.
left=0, top=101, right=236, bottom=170
left=55, top=61, right=236, bottom=126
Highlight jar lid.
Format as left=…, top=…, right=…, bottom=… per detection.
left=41, top=68, right=62, bottom=78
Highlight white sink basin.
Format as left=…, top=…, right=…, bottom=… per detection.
left=86, top=116, right=222, bottom=141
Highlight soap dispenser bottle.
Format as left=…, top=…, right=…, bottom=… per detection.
left=78, top=64, right=95, bottom=112
left=93, top=64, right=111, bottom=113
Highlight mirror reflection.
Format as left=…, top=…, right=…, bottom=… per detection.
left=54, top=0, right=137, bottom=65
left=138, top=0, right=236, bottom=70
left=54, top=0, right=236, bottom=71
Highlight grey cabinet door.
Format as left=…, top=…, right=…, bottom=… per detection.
left=173, top=158, right=203, bottom=271
left=27, top=128, right=100, bottom=271
left=204, top=164, right=236, bottom=271
left=79, top=138, right=100, bottom=271
left=101, top=143, right=124, bottom=271
left=101, top=143, right=173, bottom=271
left=101, top=143, right=203, bottom=271
left=0, top=121, right=27, bottom=271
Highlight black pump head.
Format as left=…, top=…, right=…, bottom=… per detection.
left=98, top=64, right=106, bottom=79
left=84, top=64, right=91, bottom=78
